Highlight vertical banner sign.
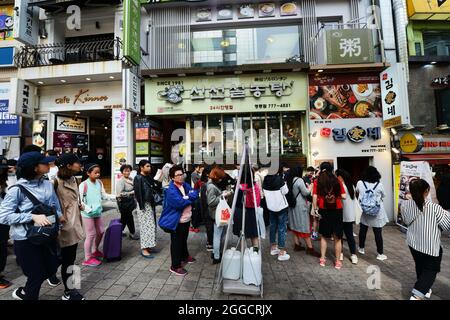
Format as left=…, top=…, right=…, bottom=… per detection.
left=325, top=29, right=375, bottom=65
left=380, top=62, right=410, bottom=128
left=0, top=83, right=20, bottom=137
left=9, top=78, right=36, bottom=118
left=123, top=0, right=141, bottom=65
left=123, top=68, right=141, bottom=114
left=397, top=161, right=437, bottom=228
left=113, top=109, right=128, bottom=146
left=13, top=0, right=39, bottom=45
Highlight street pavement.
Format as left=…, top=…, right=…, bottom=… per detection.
left=1, top=203, right=450, bottom=301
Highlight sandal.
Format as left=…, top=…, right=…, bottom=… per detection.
left=319, top=258, right=326, bottom=267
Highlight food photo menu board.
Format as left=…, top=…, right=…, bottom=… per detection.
left=193, top=2, right=299, bottom=24
left=309, top=73, right=382, bottom=121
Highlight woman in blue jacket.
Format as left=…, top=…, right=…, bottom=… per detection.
left=159, top=165, right=198, bottom=276
left=0, top=151, right=63, bottom=300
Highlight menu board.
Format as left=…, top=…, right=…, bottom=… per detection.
left=54, top=132, right=73, bottom=148
left=150, top=128, right=163, bottom=142
left=150, top=142, right=163, bottom=156
left=136, top=127, right=149, bottom=140
left=136, top=142, right=149, bottom=155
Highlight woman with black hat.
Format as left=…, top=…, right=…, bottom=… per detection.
left=0, top=151, right=63, bottom=300
left=53, top=153, right=86, bottom=300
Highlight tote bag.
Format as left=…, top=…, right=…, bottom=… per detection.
left=215, top=196, right=231, bottom=227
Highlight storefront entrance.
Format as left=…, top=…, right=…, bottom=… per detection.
left=52, top=110, right=113, bottom=192
left=337, top=156, right=372, bottom=186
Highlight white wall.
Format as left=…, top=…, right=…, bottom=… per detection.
left=316, top=0, right=352, bottom=22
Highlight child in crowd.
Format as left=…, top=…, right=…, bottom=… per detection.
left=79, top=164, right=114, bottom=267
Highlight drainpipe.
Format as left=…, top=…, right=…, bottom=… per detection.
left=392, top=0, right=409, bottom=81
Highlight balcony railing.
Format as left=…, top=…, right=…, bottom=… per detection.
left=14, top=37, right=123, bottom=68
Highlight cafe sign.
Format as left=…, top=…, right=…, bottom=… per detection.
left=325, top=29, right=375, bottom=65
left=145, top=73, right=307, bottom=115
left=55, top=115, right=87, bottom=133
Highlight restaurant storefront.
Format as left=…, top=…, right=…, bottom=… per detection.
left=143, top=72, right=308, bottom=169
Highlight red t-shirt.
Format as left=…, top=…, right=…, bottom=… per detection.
left=313, top=179, right=346, bottom=209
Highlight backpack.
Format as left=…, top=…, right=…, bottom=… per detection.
left=359, top=181, right=381, bottom=216
left=286, top=178, right=301, bottom=208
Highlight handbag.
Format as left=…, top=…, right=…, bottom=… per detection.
left=15, top=185, right=59, bottom=246
left=117, top=195, right=136, bottom=212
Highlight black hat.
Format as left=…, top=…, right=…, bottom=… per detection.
left=7, top=159, right=17, bottom=167
left=57, top=153, right=81, bottom=168
left=17, top=151, right=57, bottom=169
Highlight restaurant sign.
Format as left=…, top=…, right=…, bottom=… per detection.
left=145, top=73, right=307, bottom=115
left=325, top=29, right=375, bottom=65
left=55, top=115, right=87, bottom=133
left=400, top=134, right=450, bottom=154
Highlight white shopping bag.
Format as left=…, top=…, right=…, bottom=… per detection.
left=256, top=207, right=266, bottom=239
left=215, top=196, right=231, bottom=227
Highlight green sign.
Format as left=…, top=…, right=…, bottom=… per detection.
left=145, top=73, right=308, bottom=116
left=123, top=0, right=141, bottom=65
left=326, top=29, right=375, bottom=65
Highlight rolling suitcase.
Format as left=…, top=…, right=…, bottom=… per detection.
left=103, top=219, right=122, bottom=262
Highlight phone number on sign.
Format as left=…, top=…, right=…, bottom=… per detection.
left=255, top=103, right=291, bottom=109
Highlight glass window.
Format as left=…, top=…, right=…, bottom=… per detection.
left=192, top=25, right=301, bottom=67
left=190, top=115, right=206, bottom=164
left=282, top=112, right=302, bottom=156
left=207, top=114, right=222, bottom=161
left=267, top=113, right=281, bottom=155
left=223, top=115, right=237, bottom=161
left=423, top=32, right=450, bottom=57
left=436, top=88, right=450, bottom=126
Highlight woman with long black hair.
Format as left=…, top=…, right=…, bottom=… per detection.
left=312, top=162, right=346, bottom=269
left=134, top=160, right=158, bottom=259
left=336, top=169, right=358, bottom=264
left=287, top=166, right=319, bottom=257
left=402, top=179, right=450, bottom=300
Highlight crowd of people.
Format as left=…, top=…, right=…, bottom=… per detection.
left=0, top=147, right=449, bottom=301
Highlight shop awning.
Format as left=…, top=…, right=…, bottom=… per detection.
left=402, top=154, right=450, bottom=165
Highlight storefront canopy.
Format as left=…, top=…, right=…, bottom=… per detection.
left=402, top=153, right=450, bottom=165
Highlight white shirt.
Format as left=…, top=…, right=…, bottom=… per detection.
left=48, top=166, right=59, bottom=181
left=342, top=184, right=356, bottom=223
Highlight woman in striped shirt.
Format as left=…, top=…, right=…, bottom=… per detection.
left=401, top=179, right=450, bottom=300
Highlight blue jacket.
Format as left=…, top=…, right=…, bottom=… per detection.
left=0, top=178, right=62, bottom=241
left=159, top=181, right=199, bottom=232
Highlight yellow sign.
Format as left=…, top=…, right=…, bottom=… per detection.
left=400, top=132, right=424, bottom=153
left=384, top=116, right=402, bottom=128
left=407, top=0, right=450, bottom=20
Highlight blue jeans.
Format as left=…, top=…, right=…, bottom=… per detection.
left=213, top=224, right=226, bottom=260
left=269, top=208, right=288, bottom=249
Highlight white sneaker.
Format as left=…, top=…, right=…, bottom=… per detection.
left=351, top=254, right=358, bottom=264
left=425, top=289, right=432, bottom=299
left=376, top=254, right=387, bottom=261
left=339, top=253, right=344, bottom=261
left=358, top=247, right=365, bottom=255
left=278, top=252, right=290, bottom=261
left=409, top=296, right=419, bottom=300
left=270, top=248, right=280, bottom=256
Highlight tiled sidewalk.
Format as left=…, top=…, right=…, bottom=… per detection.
left=1, top=207, right=450, bottom=300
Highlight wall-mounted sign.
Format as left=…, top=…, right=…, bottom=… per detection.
left=136, top=141, right=149, bottom=155
left=331, top=126, right=381, bottom=143
left=309, top=73, right=382, bottom=121
left=0, top=47, right=15, bottom=67
left=400, top=132, right=424, bottom=153
left=8, top=78, right=37, bottom=118
left=53, top=132, right=73, bottom=148
left=150, top=128, right=163, bottom=142
left=0, top=5, right=14, bottom=41
left=400, top=135, right=450, bottom=154
left=325, top=29, right=375, bottom=65
left=123, top=0, right=141, bottom=65
left=380, top=63, right=410, bottom=128
left=13, top=0, right=39, bottom=46
left=146, top=73, right=307, bottom=115
left=0, top=83, right=20, bottom=137
left=39, top=82, right=122, bottom=111
left=123, top=68, right=141, bottom=114
left=432, top=75, right=449, bottom=87
left=113, top=110, right=128, bottom=146
left=55, top=115, right=87, bottom=133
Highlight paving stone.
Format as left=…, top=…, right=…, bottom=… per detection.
left=158, top=284, right=179, bottom=296
left=93, top=278, right=116, bottom=290
left=147, top=278, right=167, bottom=289
left=84, top=288, right=106, bottom=300
left=104, top=284, right=127, bottom=297
left=139, top=288, right=161, bottom=300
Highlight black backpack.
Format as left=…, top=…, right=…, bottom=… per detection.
left=14, top=185, right=59, bottom=246
left=286, top=178, right=301, bottom=208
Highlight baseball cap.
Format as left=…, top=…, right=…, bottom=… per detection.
left=57, top=153, right=81, bottom=168
left=17, top=151, right=57, bottom=168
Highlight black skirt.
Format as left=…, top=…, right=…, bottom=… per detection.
left=233, top=206, right=259, bottom=239
left=318, top=209, right=344, bottom=239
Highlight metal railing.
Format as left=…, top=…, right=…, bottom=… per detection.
left=14, top=37, right=123, bottom=68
